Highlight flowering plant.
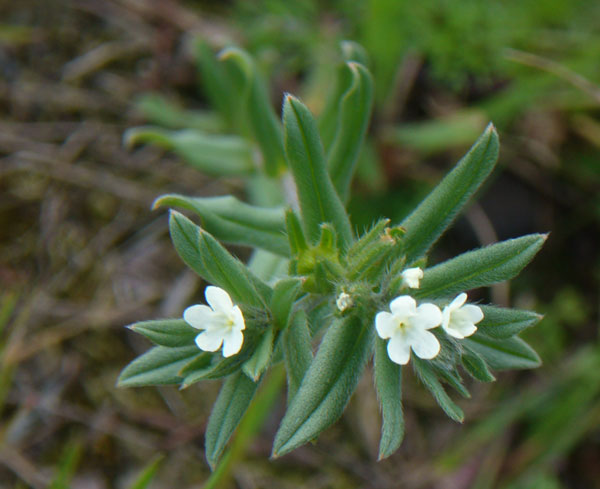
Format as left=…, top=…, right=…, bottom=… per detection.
left=118, top=43, right=545, bottom=467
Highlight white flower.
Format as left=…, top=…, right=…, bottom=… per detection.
left=336, top=292, right=353, bottom=312
left=183, top=286, right=245, bottom=357
left=441, top=293, right=484, bottom=339
left=375, top=295, right=443, bottom=365
left=401, top=267, right=423, bottom=289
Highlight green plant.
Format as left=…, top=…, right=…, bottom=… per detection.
left=119, top=45, right=544, bottom=471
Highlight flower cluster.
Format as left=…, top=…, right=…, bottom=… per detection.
left=184, top=267, right=483, bottom=366
left=375, top=268, right=483, bottom=365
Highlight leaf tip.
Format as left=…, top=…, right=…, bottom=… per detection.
left=151, top=195, right=167, bottom=211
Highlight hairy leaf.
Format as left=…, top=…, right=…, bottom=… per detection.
left=155, top=194, right=288, bottom=257
left=327, top=62, right=374, bottom=202
left=283, top=95, right=353, bottom=248
left=415, top=234, right=547, bottom=299
left=117, top=346, right=200, bottom=387
left=282, top=310, right=313, bottom=402
left=273, top=315, right=373, bottom=457
left=477, top=306, right=543, bottom=339
left=464, top=334, right=541, bottom=370
left=205, top=372, right=259, bottom=470
left=124, top=127, right=254, bottom=176
left=374, top=337, right=404, bottom=460
left=400, top=124, right=499, bottom=263
left=413, top=356, right=464, bottom=422
left=128, top=319, right=197, bottom=348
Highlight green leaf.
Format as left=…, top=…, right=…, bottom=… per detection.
left=270, top=278, right=303, bottom=329
left=205, top=371, right=259, bottom=470
left=327, top=62, right=374, bottom=202
left=134, top=93, right=223, bottom=132
left=197, top=225, right=272, bottom=307
left=282, top=310, right=313, bottom=402
left=318, top=41, right=369, bottom=150
left=415, top=234, right=547, bottom=299
left=220, top=48, right=285, bottom=176
left=464, top=335, right=541, bottom=370
left=283, top=95, right=353, bottom=249
left=461, top=350, right=495, bottom=382
left=155, top=194, right=288, bottom=257
left=433, top=367, right=470, bottom=398
left=124, top=127, right=255, bottom=177
left=117, top=346, right=200, bottom=387
left=194, top=41, right=237, bottom=129
left=181, top=333, right=260, bottom=386
left=128, top=319, right=197, bottom=347
left=412, top=356, right=464, bottom=422
left=169, top=211, right=271, bottom=308
left=374, top=337, right=404, bottom=460
left=272, top=315, right=373, bottom=457
left=477, top=306, right=543, bottom=339
left=400, top=124, right=500, bottom=263
left=242, top=326, right=275, bottom=381
left=284, top=209, right=308, bottom=257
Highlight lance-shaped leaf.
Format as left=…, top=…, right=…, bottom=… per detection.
left=124, top=127, right=255, bottom=177
left=327, top=62, right=374, bottom=202
left=412, top=356, right=464, bottom=422
left=374, top=337, right=404, bottom=460
left=415, top=234, right=547, bottom=299
left=282, top=310, right=313, bottom=402
left=128, top=319, right=197, bottom=348
left=194, top=40, right=237, bottom=129
left=476, top=306, right=543, bottom=339
left=272, top=315, right=373, bottom=457
left=220, top=48, right=285, bottom=176
left=169, top=211, right=271, bottom=308
left=155, top=194, right=288, bottom=257
left=284, top=209, right=308, bottom=258
left=283, top=95, right=353, bottom=249
left=461, top=350, right=495, bottom=382
left=400, top=124, right=500, bottom=263
left=117, top=345, right=200, bottom=387
left=205, top=371, right=259, bottom=470
left=242, top=326, right=275, bottom=381
left=134, top=93, right=223, bottom=132
left=270, top=277, right=303, bottom=329
left=319, top=40, right=369, bottom=150
left=180, top=331, right=260, bottom=386
left=463, top=334, right=541, bottom=370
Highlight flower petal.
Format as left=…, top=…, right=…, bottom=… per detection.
left=389, top=295, right=417, bottom=317
left=462, top=304, right=484, bottom=324
left=387, top=334, right=412, bottom=365
left=449, top=292, right=467, bottom=311
left=222, top=329, right=244, bottom=357
left=183, top=305, right=215, bottom=330
left=205, top=286, right=233, bottom=313
left=445, top=312, right=478, bottom=338
left=195, top=330, right=224, bottom=352
left=443, top=323, right=467, bottom=339
left=375, top=311, right=398, bottom=339
left=410, top=329, right=440, bottom=360
left=231, top=305, right=246, bottom=331
left=415, top=303, right=443, bottom=329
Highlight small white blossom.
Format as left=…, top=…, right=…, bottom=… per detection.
left=375, top=295, right=443, bottom=365
left=183, top=286, right=245, bottom=357
left=401, top=267, right=423, bottom=289
left=441, top=293, right=484, bottom=339
left=336, top=292, right=353, bottom=312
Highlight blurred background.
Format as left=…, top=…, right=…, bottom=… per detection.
left=1, top=0, right=600, bottom=487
